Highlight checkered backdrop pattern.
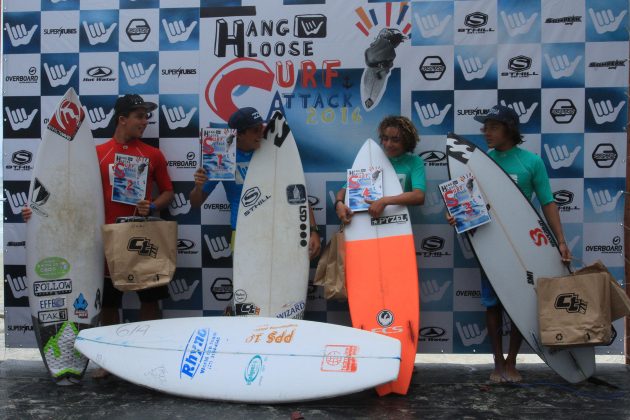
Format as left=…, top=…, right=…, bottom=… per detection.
left=3, top=0, right=628, bottom=354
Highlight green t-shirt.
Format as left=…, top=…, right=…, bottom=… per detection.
left=488, top=147, right=553, bottom=205
left=389, top=153, right=426, bottom=193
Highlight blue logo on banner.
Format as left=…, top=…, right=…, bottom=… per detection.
left=497, top=0, right=541, bottom=43
left=453, top=311, right=492, bottom=353
left=586, top=0, right=629, bottom=42
left=562, top=223, right=583, bottom=263
left=121, top=0, right=159, bottom=9
left=41, top=53, right=80, bottom=96
left=454, top=45, right=497, bottom=90
left=80, top=10, right=119, bottom=52
left=3, top=12, right=41, bottom=54
left=584, top=177, right=625, bottom=222
left=411, top=90, right=454, bottom=135
left=42, top=0, right=79, bottom=11
left=541, top=133, right=585, bottom=178
left=584, top=87, right=628, bottom=133
left=498, top=89, right=541, bottom=133
left=160, top=8, right=199, bottom=51
left=118, top=51, right=159, bottom=94
left=418, top=268, right=454, bottom=312
left=542, top=43, right=585, bottom=88
left=411, top=1, right=454, bottom=46
left=159, top=94, right=199, bottom=138
left=81, top=95, right=118, bottom=138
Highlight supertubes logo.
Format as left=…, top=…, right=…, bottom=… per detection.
left=48, top=95, right=85, bottom=141
left=180, top=328, right=210, bottom=379
left=529, top=227, right=549, bottom=247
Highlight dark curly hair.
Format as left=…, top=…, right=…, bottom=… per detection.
left=377, top=116, right=420, bottom=153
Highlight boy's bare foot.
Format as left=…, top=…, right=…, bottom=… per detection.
left=489, top=365, right=506, bottom=383
left=91, top=368, right=111, bottom=379
left=504, top=362, right=522, bottom=382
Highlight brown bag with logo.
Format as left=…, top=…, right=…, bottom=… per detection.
left=313, top=226, right=347, bottom=300
left=572, top=260, right=630, bottom=321
left=102, top=217, right=177, bottom=291
left=536, top=264, right=612, bottom=347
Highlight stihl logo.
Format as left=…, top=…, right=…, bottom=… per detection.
left=529, top=228, right=549, bottom=247
left=555, top=293, right=587, bottom=314
left=127, top=237, right=158, bottom=258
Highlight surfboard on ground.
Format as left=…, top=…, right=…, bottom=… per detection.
left=74, top=317, right=401, bottom=403
left=233, top=112, right=310, bottom=319
left=26, top=87, right=105, bottom=384
left=446, top=133, right=595, bottom=384
left=344, top=138, right=419, bottom=396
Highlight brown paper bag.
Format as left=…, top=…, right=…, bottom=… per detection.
left=314, top=227, right=347, bottom=300
left=573, top=260, right=630, bottom=321
left=537, top=271, right=611, bottom=346
left=102, top=218, right=177, bottom=291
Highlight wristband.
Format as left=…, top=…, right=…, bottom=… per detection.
left=149, top=203, right=157, bottom=211
left=310, top=225, right=320, bottom=234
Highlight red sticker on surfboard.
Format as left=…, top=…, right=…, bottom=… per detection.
left=47, top=98, right=85, bottom=141
left=321, top=345, right=358, bottom=373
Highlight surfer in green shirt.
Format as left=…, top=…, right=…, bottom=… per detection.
left=449, top=104, right=572, bottom=383
left=335, top=115, right=426, bottom=222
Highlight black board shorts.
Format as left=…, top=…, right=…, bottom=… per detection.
left=102, top=276, right=170, bottom=308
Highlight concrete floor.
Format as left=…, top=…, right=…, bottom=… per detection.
left=2, top=321, right=630, bottom=420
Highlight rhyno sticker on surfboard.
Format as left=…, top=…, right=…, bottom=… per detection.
left=233, top=112, right=310, bottom=319
left=446, top=132, right=595, bottom=383
left=343, top=138, right=419, bottom=396
left=26, top=88, right=105, bottom=384
left=74, top=317, right=402, bottom=403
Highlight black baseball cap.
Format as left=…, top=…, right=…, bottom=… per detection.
left=474, top=105, right=520, bottom=126
left=228, top=107, right=263, bottom=132
left=114, top=94, right=158, bottom=115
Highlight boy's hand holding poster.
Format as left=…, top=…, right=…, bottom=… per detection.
left=201, top=127, right=236, bottom=181
left=440, top=172, right=491, bottom=234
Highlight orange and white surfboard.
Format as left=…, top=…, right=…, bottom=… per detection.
left=344, top=139, right=419, bottom=396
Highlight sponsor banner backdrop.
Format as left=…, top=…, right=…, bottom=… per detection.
left=2, top=0, right=627, bottom=355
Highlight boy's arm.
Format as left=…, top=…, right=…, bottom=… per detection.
left=541, top=201, right=571, bottom=263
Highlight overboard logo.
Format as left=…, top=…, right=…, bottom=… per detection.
left=585, top=235, right=623, bottom=254
left=244, top=355, right=264, bottom=385
left=592, top=143, right=617, bottom=168
left=167, top=151, right=197, bottom=169
left=180, top=328, right=211, bottom=379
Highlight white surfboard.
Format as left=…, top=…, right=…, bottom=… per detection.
left=446, top=133, right=595, bottom=383
left=74, top=317, right=401, bottom=403
left=26, top=88, right=105, bottom=384
left=344, top=139, right=419, bottom=396
left=233, top=112, right=310, bottom=319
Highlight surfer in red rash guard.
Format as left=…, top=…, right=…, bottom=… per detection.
left=448, top=104, right=572, bottom=383
left=24, top=94, right=175, bottom=380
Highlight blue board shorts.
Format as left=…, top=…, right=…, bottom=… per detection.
left=480, top=271, right=499, bottom=308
